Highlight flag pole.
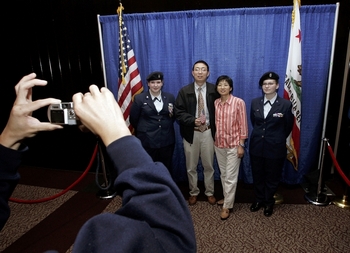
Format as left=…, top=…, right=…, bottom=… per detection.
left=117, top=1, right=126, bottom=85
left=97, top=14, right=107, bottom=88
left=115, top=0, right=144, bottom=132
left=304, top=2, right=339, bottom=206
left=330, top=7, right=347, bottom=175
left=317, top=2, right=340, bottom=173
left=305, top=138, right=331, bottom=205
left=284, top=0, right=302, bottom=171
left=94, top=12, right=119, bottom=200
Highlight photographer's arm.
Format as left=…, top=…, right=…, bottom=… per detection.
left=72, top=85, right=196, bottom=252
left=0, top=73, right=62, bottom=231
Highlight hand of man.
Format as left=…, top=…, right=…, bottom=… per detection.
left=0, top=73, right=63, bottom=150
left=72, top=85, right=131, bottom=147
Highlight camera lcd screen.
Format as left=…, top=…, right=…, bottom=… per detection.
left=50, top=110, right=65, bottom=124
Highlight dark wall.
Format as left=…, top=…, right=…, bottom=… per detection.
left=1, top=0, right=349, bottom=172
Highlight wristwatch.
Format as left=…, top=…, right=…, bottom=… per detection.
left=239, top=143, right=245, bottom=148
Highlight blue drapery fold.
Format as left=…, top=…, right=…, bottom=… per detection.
left=99, top=5, right=337, bottom=184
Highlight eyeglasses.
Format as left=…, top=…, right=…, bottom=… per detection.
left=262, top=82, right=276, bottom=86
left=193, top=67, right=207, bottom=72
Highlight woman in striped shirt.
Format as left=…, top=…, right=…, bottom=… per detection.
left=214, top=75, right=248, bottom=220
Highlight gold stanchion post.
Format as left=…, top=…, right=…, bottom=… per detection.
left=333, top=184, right=350, bottom=209
left=333, top=194, right=350, bottom=209
left=274, top=193, right=284, bottom=204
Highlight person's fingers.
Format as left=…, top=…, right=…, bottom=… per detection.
left=88, top=84, right=100, bottom=95
left=99, top=86, right=123, bottom=116
left=15, top=74, right=48, bottom=92
left=19, top=98, right=62, bottom=114
left=100, top=86, right=109, bottom=93
left=35, top=122, right=63, bottom=131
left=14, top=73, right=36, bottom=94
left=72, top=93, right=85, bottom=114
left=72, top=92, right=84, bottom=104
left=15, top=74, right=48, bottom=103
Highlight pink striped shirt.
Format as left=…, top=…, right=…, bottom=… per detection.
left=214, top=95, right=248, bottom=148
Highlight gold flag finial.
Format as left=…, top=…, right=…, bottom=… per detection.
left=292, top=0, right=301, bottom=28
left=116, top=1, right=124, bottom=16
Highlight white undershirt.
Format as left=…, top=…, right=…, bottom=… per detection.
left=263, top=94, right=277, bottom=118
left=152, top=95, right=163, bottom=112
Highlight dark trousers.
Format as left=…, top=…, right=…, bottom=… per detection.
left=250, top=155, right=285, bottom=206
left=144, top=144, right=175, bottom=176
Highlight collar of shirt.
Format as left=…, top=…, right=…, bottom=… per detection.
left=264, top=94, right=277, bottom=105
left=194, top=82, right=206, bottom=94
left=151, top=93, right=162, bottom=102
left=223, top=94, right=234, bottom=104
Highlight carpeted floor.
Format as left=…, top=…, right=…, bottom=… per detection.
left=104, top=196, right=350, bottom=253
left=1, top=166, right=349, bottom=253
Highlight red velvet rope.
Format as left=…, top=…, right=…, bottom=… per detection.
left=9, top=143, right=98, bottom=204
left=327, top=142, right=350, bottom=187
left=9, top=140, right=349, bottom=204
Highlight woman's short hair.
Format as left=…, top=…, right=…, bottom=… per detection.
left=216, top=75, right=233, bottom=93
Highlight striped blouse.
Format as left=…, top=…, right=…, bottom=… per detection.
left=214, top=94, right=248, bottom=148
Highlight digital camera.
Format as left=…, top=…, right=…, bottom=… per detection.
left=48, top=102, right=79, bottom=125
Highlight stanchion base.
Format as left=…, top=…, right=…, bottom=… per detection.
left=304, top=192, right=331, bottom=206
left=96, top=189, right=117, bottom=200
left=300, top=183, right=335, bottom=196
left=274, top=193, right=284, bottom=205
left=332, top=195, right=350, bottom=209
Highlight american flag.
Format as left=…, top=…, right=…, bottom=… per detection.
left=117, top=4, right=143, bottom=132
left=284, top=0, right=302, bottom=170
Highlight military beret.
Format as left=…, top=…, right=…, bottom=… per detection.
left=146, top=71, right=163, bottom=82
left=259, top=71, right=279, bottom=86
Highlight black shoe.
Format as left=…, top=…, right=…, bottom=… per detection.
left=250, top=202, right=264, bottom=212
left=264, top=205, right=273, bottom=217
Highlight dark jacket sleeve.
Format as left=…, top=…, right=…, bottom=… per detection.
left=0, top=144, right=26, bottom=231
left=174, top=84, right=197, bottom=144
left=174, top=84, right=197, bottom=128
left=206, top=83, right=220, bottom=140
left=72, top=136, right=196, bottom=253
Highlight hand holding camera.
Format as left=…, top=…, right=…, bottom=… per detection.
left=72, top=85, right=131, bottom=146
left=47, top=85, right=130, bottom=147
left=47, top=102, right=80, bottom=125
left=0, top=73, right=63, bottom=150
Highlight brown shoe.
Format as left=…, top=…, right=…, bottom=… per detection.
left=207, top=195, right=216, bottom=205
left=220, top=208, right=230, bottom=220
left=217, top=199, right=224, bottom=205
left=188, top=195, right=197, bottom=205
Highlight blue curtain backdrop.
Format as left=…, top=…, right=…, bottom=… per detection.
left=99, top=5, right=337, bottom=184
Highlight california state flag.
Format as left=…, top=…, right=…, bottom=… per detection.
left=284, top=0, right=302, bottom=170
